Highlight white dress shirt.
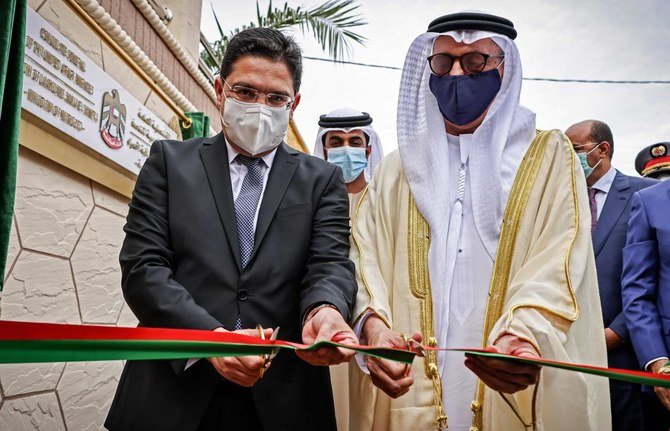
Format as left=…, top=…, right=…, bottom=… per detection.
left=590, top=166, right=616, bottom=219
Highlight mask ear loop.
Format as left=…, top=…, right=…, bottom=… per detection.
left=219, top=98, right=232, bottom=130
left=589, top=143, right=604, bottom=171
left=586, top=142, right=603, bottom=170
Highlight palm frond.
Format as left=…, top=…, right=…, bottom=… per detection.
left=210, top=2, right=225, bottom=40
left=258, top=0, right=367, bottom=61
left=205, top=0, right=367, bottom=69
left=300, top=0, right=367, bottom=60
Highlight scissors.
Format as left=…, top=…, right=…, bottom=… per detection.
left=400, top=333, right=425, bottom=377
left=257, top=325, right=280, bottom=378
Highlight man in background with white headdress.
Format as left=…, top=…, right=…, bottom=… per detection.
left=314, top=108, right=384, bottom=218
left=313, top=107, right=384, bottom=431
left=349, top=12, right=610, bottom=430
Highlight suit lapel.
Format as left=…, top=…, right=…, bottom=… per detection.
left=593, top=171, right=630, bottom=256
left=199, top=133, right=242, bottom=271
left=250, top=143, right=299, bottom=261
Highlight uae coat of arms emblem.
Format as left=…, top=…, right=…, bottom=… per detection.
left=100, top=89, right=127, bottom=149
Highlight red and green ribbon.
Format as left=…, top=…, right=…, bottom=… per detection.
left=0, top=320, right=415, bottom=364
left=2, top=321, right=670, bottom=388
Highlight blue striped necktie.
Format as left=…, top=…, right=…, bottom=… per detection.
left=233, top=154, right=264, bottom=329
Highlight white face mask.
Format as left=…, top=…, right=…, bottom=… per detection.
left=220, top=98, right=290, bottom=155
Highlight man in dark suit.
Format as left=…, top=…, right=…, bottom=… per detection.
left=623, top=179, right=670, bottom=430
left=105, top=28, right=358, bottom=431
left=566, top=120, right=656, bottom=431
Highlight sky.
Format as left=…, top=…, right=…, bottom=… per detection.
left=200, top=0, right=670, bottom=176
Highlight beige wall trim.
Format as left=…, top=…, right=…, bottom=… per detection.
left=20, top=112, right=136, bottom=198
left=67, top=0, right=198, bottom=117
left=130, top=0, right=217, bottom=104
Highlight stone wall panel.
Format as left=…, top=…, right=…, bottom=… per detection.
left=143, top=91, right=177, bottom=126
left=0, top=363, right=65, bottom=397
left=92, top=181, right=130, bottom=217
left=2, top=251, right=80, bottom=324
left=116, top=302, right=139, bottom=327
left=58, top=361, right=123, bottom=431
left=3, top=218, right=20, bottom=283
left=14, top=150, right=94, bottom=258
left=0, top=392, right=66, bottom=431
left=28, top=0, right=46, bottom=11
left=71, top=207, right=126, bottom=324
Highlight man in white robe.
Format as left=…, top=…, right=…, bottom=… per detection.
left=349, top=12, right=611, bottom=431
left=313, top=108, right=384, bottom=431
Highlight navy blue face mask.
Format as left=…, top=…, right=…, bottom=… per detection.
left=428, top=68, right=502, bottom=125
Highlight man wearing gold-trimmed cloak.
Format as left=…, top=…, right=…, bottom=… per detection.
left=313, top=108, right=385, bottom=431
left=348, top=12, right=611, bottom=431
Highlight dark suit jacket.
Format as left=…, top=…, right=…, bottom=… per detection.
left=593, top=170, right=656, bottom=369
left=623, top=179, right=670, bottom=369
left=105, top=134, right=357, bottom=431
left=592, top=171, right=656, bottom=430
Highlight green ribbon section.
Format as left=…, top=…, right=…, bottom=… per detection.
left=0, top=339, right=416, bottom=364
left=459, top=349, right=670, bottom=389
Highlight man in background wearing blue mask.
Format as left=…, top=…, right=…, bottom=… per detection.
left=312, top=107, right=384, bottom=431
left=314, top=108, right=384, bottom=214
left=348, top=12, right=610, bottom=430
left=566, top=119, right=656, bottom=431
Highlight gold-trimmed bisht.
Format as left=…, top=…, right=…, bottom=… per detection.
left=408, top=194, right=448, bottom=429
left=470, top=130, right=552, bottom=431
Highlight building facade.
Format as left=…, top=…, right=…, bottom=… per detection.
left=0, top=1, right=306, bottom=428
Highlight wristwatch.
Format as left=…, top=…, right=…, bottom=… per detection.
left=658, top=361, right=670, bottom=375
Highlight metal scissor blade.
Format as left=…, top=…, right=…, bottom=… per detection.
left=268, top=327, right=280, bottom=360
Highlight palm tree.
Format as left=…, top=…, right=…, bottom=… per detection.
left=201, top=0, right=367, bottom=73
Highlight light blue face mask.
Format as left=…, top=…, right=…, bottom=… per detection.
left=577, top=143, right=602, bottom=178
left=326, top=146, right=369, bottom=183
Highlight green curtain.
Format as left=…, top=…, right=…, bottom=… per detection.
left=180, top=112, right=210, bottom=139
left=0, top=0, right=27, bottom=291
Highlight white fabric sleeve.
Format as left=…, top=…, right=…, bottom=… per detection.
left=353, top=311, right=374, bottom=374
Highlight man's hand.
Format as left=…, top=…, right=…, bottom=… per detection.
left=604, top=328, right=624, bottom=350
left=207, top=327, right=273, bottom=387
left=362, top=315, right=422, bottom=398
left=296, top=305, right=359, bottom=366
left=464, top=334, right=541, bottom=394
left=649, top=359, right=670, bottom=410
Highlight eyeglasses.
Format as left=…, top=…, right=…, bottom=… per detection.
left=427, top=52, right=505, bottom=76
left=223, top=79, right=293, bottom=109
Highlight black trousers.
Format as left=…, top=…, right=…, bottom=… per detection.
left=642, top=391, right=670, bottom=431
left=197, top=380, right=264, bottom=431
left=610, top=380, right=644, bottom=431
